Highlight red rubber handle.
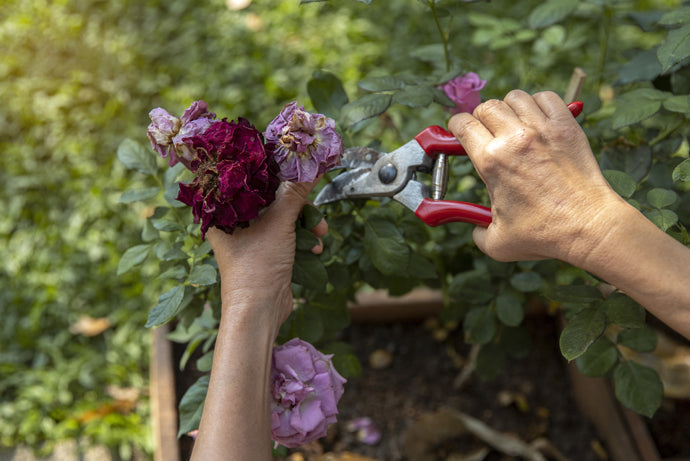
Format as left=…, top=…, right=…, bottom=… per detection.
left=415, top=198, right=492, bottom=227
left=413, top=101, right=584, bottom=158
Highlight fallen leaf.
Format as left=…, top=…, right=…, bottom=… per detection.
left=69, top=315, right=110, bottom=336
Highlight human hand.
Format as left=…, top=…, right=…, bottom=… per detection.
left=448, top=90, right=625, bottom=264
left=206, top=179, right=328, bottom=337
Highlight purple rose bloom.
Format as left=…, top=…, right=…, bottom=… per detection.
left=270, top=338, right=347, bottom=448
left=147, top=100, right=217, bottom=168
left=176, top=118, right=280, bottom=239
left=438, top=72, right=487, bottom=114
left=264, top=102, right=343, bottom=183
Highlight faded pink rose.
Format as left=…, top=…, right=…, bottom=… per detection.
left=176, top=118, right=280, bottom=238
left=264, top=102, right=343, bottom=183
left=438, top=72, right=486, bottom=114
left=270, top=338, right=346, bottom=448
left=147, top=100, right=217, bottom=168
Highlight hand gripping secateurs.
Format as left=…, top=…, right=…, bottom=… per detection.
left=313, top=101, right=584, bottom=227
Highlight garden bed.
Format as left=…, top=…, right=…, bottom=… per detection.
left=155, top=294, right=690, bottom=461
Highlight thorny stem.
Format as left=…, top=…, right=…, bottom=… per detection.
left=597, top=6, right=612, bottom=90
left=428, top=0, right=451, bottom=72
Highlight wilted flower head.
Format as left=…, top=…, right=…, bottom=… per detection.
left=438, top=72, right=487, bottom=115
left=346, top=417, right=382, bottom=446
left=147, top=100, right=217, bottom=168
left=270, top=338, right=347, bottom=448
left=264, top=102, right=343, bottom=183
left=176, top=118, right=280, bottom=238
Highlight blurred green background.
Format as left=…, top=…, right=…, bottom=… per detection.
left=3, top=0, right=689, bottom=458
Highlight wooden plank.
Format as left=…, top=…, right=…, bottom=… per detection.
left=150, top=324, right=181, bottom=461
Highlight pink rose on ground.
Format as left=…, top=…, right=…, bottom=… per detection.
left=438, top=72, right=487, bottom=114
left=264, top=102, right=343, bottom=183
left=147, top=100, right=217, bottom=168
left=176, top=118, right=280, bottom=238
left=270, top=338, right=347, bottom=448
left=346, top=417, right=382, bottom=445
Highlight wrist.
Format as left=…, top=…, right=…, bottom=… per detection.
left=559, top=193, right=636, bottom=271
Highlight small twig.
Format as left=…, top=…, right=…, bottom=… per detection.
left=453, top=344, right=480, bottom=390
left=564, top=67, right=587, bottom=104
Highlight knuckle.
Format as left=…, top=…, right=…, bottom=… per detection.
left=473, top=98, right=503, bottom=118
left=448, top=113, right=475, bottom=136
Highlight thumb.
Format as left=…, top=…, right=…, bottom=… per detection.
left=472, top=226, right=489, bottom=256
left=268, top=178, right=321, bottom=223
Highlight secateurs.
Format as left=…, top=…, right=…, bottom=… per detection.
left=314, top=101, right=584, bottom=227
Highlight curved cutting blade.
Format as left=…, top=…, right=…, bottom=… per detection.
left=314, top=168, right=371, bottom=205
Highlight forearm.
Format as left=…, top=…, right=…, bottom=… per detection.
left=570, top=200, right=690, bottom=339
left=191, top=301, right=275, bottom=461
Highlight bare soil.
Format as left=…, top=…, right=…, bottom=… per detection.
left=175, top=312, right=690, bottom=460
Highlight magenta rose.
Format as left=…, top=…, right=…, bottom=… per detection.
left=147, top=100, right=217, bottom=168
left=438, top=72, right=487, bottom=114
left=264, top=102, right=343, bottom=183
left=270, top=338, right=347, bottom=448
left=176, top=118, right=280, bottom=238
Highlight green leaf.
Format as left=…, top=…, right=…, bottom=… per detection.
left=545, top=285, right=602, bottom=304
left=146, top=286, right=187, bottom=328
left=449, top=269, right=494, bottom=304
left=617, top=326, right=658, bottom=353
left=302, top=204, right=324, bottom=230
left=604, top=293, right=646, bottom=329
left=612, top=89, right=666, bottom=129
left=495, top=290, right=524, bottom=327
left=341, top=93, right=392, bottom=126
left=164, top=162, right=187, bottom=187
left=559, top=307, right=607, bottom=361
left=528, top=0, right=578, bottom=29
left=659, top=6, right=690, bottom=26
left=292, top=251, right=328, bottom=292
left=307, top=70, right=349, bottom=118
left=509, top=271, right=542, bottom=292
left=663, top=95, right=690, bottom=113
left=392, top=85, right=435, bottom=108
left=117, top=138, right=157, bottom=175
left=673, top=158, right=690, bottom=182
left=600, top=145, right=652, bottom=183
left=603, top=170, right=637, bottom=198
left=320, top=342, right=362, bottom=378
left=647, top=188, right=677, bottom=208
left=164, top=182, right=186, bottom=208
left=358, top=75, right=405, bottom=92
left=119, top=187, right=160, bottom=204
left=117, top=244, right=152, bottom=275
left=290, top=305, right=324, bottom=343
left=296, top=228, right=321, bottom=251
left=463, top=306, right=497, bottom=345
left=363, top=218, right=409, bottom=276
left=644, top=209, right=678, bottom=231
left=613, top=361, right=663, bottom=417
left=152, top=217, right=185, bottom=233
left=196, top=351, right=214, bottom=373
left=158, top=265, right=188, bottom=281
left=615, top=48, right=662, bottom=85
left=576, top=337, right=618, bottom=377
left=177, top=375, right=209, bottom=436
left=407, top=253, right=437, bottom=280
left=658, top=24, right=690, bottom=73
left=189, top=264, right=217, bottom=286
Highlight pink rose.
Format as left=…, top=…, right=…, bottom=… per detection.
left=438, top=72, right=487, bottom=114
left=270, top=338, right=347, bottom=448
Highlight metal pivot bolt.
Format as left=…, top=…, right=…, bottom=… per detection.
left=431, top=153, right=449, bottom=200
left=379, top=163, right=397, bottom=184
